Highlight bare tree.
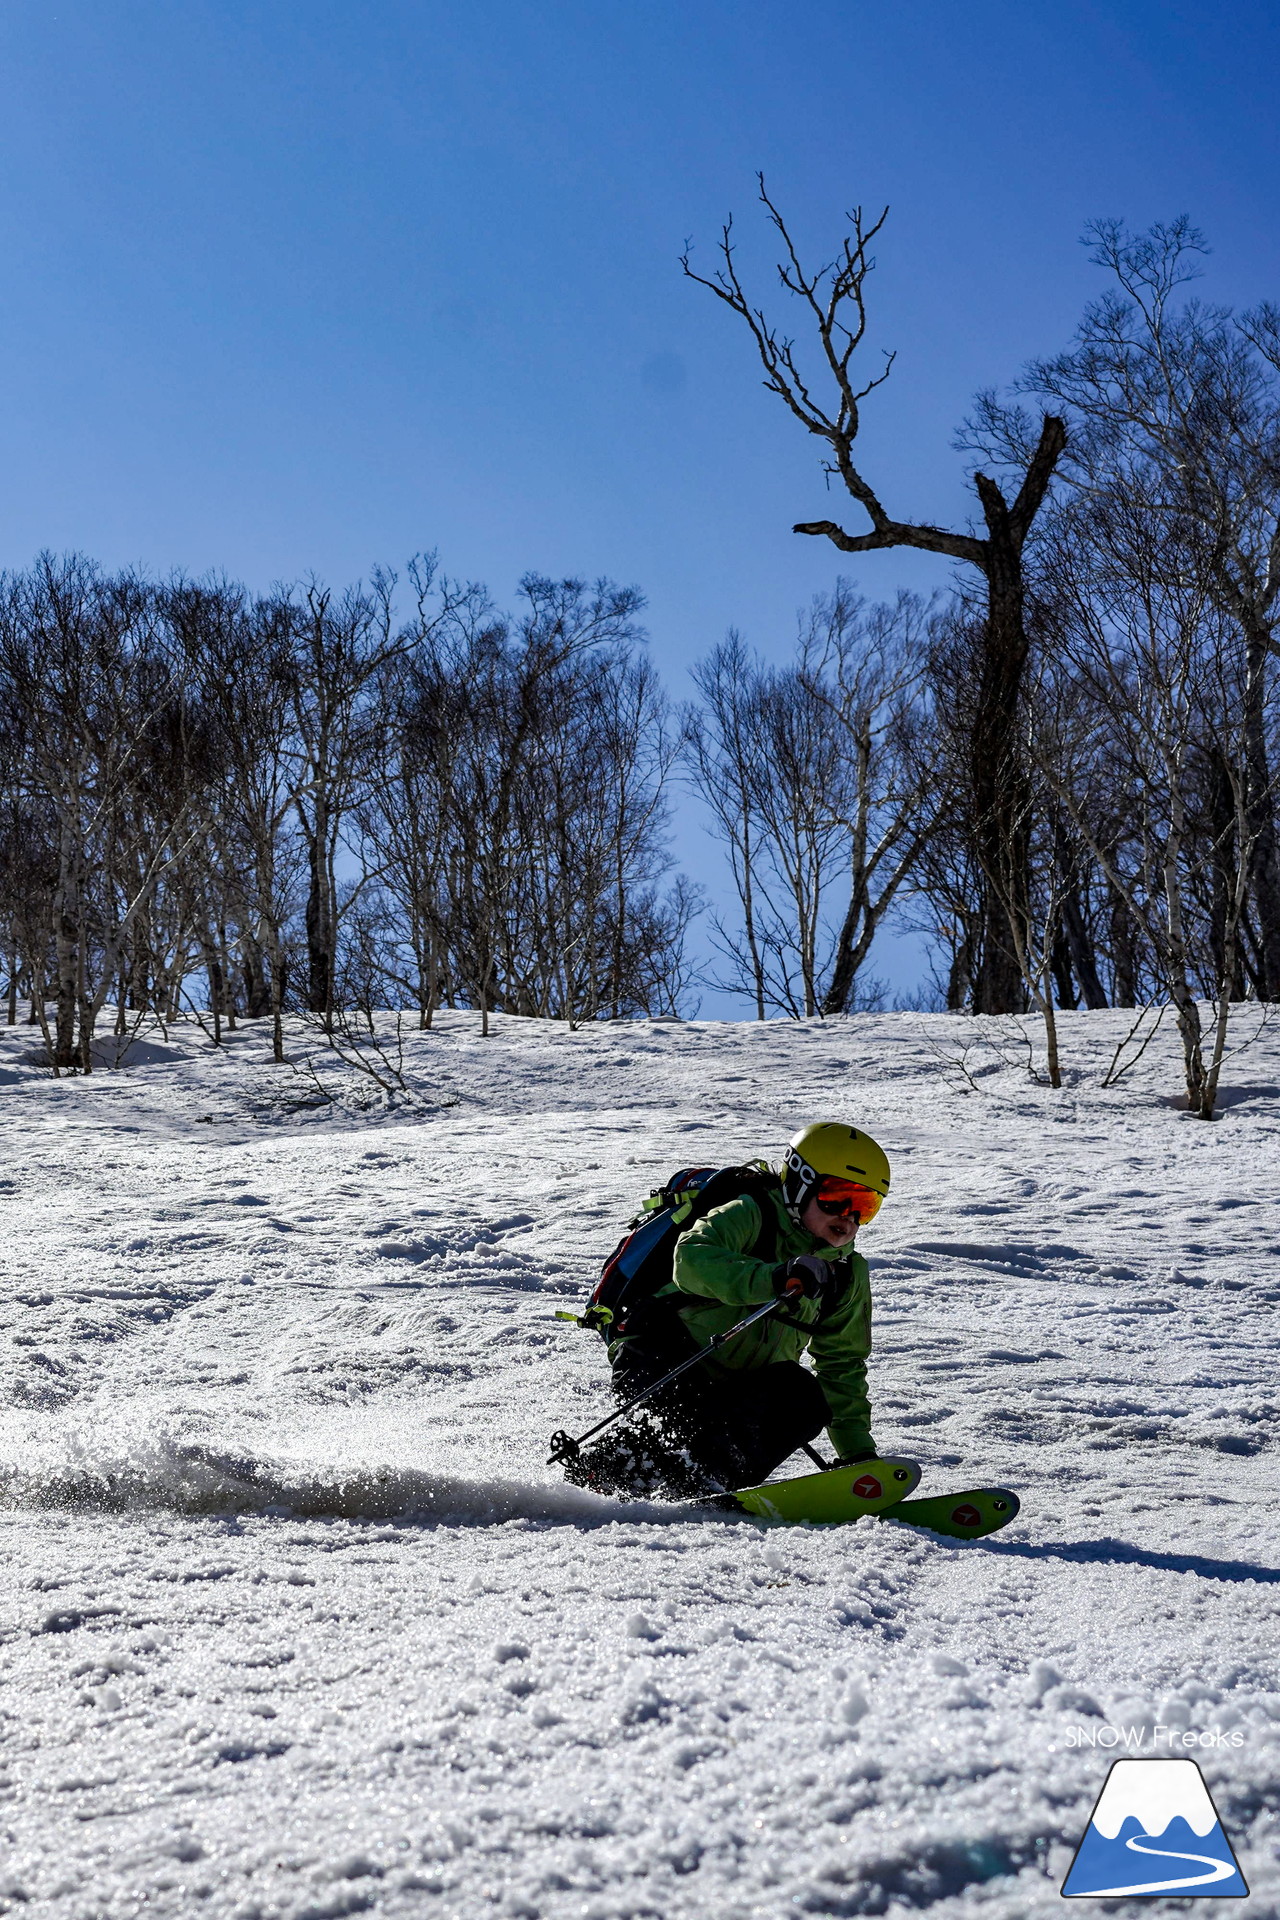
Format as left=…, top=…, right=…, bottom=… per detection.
left=507, top=648, right=686, bottom=1024
left=684, top=635, right=770, bottom=1019
left=358, top=561, right=493, bottom=1027
left=686, top=590, right=931, bottom=1017
left=169, top=580, right=304, bottom=1061
left=453, top=575, right=649, bottom=1030
left=0, top=792, right=55, bottom=1029
left=1034, top=490, right=1272, bottom=1116
left=683, top=179, right=1066, bottom=1012
left=286, top=573, right=404, bottom=1025
left=992, top=218, right=1280, bottom=999
left=686, top=643, right=842, bottom=1017
left=797, top=587, right=936, bottom=1012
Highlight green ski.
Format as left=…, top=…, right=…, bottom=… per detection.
left=880, top=1487, right=1020, bottom=1539
left=729, top=1466, right=1018, bottom=1535
left=732, top=1455, right=920, bottom=1523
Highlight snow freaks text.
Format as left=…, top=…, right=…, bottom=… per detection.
left=1066, top=1725, right=1246, bottom=1750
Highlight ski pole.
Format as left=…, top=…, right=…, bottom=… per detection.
left=547, top=1298, right=783, bottom=1467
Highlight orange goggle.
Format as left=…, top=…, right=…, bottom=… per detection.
left=812, top=1177, right=882, bottom=1224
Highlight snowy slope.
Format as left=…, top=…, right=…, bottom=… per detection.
left=2, top=1006, right=1279, bottom=1919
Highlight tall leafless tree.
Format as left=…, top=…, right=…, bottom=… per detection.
left=286, top=572, right=404, bottom=1025
left=169, top=579, right=304, bottom=1060
left=686, top=590, right=931, bottom=1017
left=796, top=588, right=936, bottom=1013
left=1033, top=485, right=1273, bottom=1116
left=683, top=179, right=1066, bottom=1012
left=684, top=635, right=771, bottom=1019
left=974, top=217, right=1280, bottom=999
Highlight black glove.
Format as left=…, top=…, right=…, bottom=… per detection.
left=774, top=1254, right=850, bottom=1301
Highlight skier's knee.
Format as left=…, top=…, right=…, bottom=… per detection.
left=791, top=1365, right=831, bottom=1439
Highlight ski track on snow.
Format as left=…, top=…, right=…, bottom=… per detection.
left=2, top=1008, right=1279, bottom=1917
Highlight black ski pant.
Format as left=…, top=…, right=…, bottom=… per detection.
left=611, top=1329, right=830, bottom=1493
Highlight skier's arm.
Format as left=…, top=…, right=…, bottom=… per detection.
left=808, top=1258, right=875, bottom=1459
left=671, top=1196, right=778, bottom=1308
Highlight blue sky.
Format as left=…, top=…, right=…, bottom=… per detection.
left=2, top=1, right=1276, bottom=1007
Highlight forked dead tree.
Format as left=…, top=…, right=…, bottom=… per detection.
left=683, top=180, right=1066, bottom=1013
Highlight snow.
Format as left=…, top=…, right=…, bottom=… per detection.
left=3, top=1005, right=1280, bottom=1918
left=1090, top=1758, right=1217, bottom=1838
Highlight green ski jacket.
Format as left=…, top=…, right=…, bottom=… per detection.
left=667, top=1189, right=874, bottom=1461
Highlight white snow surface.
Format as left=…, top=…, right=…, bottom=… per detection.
left=3, top=1006, right=1280, bottom=1918
left=1090, top=1758, right=1218, bottom=1839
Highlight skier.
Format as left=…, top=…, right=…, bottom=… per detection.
left=564, top=1122, right=890, bottom=1498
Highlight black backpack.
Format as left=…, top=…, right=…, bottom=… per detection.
left=560, top=1162, right=784, bottom=1344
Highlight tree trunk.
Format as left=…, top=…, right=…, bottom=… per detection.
left=1060, top=884, right=1108, bottom=1009
left=1041, top=978, right=1062, bottom=1087
left=1049, top=926, right=1077, bottom=1009
left=77, top=934, right=93, bottom=1075
left=823, top=887, right=869, bottom=1015
left=1107, top=886, right=1138, bottom=1006
left=1207, top=749, right=1245, bottom=1003
left=1052, top=814, right=1108, bottom=1009
left=740, top=814, right=766, bottom=1021
left=946, top=913, right=980, bottom=1011
left=52, top=820, right=79, bottom=1071
left=305, top=795, right=334, bottom=1019
left=271, top=943, right=287, bottom=1064
left=416, top=919, right=437, bottom=1030
left=219, top=925, right=236, bottom=1030
left=970, top=497, right=1032, bottom=1015
left=822, top=713, right=874, bottom=1015
left=241, top=936, right=272, bottom=1019
left=1241, top=617, right=1280, bottom=1000
left=1162, top=786, right=1210, bottom=1116
left=205, top=941, right=224, bottom=1046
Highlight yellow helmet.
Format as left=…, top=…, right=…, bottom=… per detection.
left=780, top=1122, right=891, bottom=1221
